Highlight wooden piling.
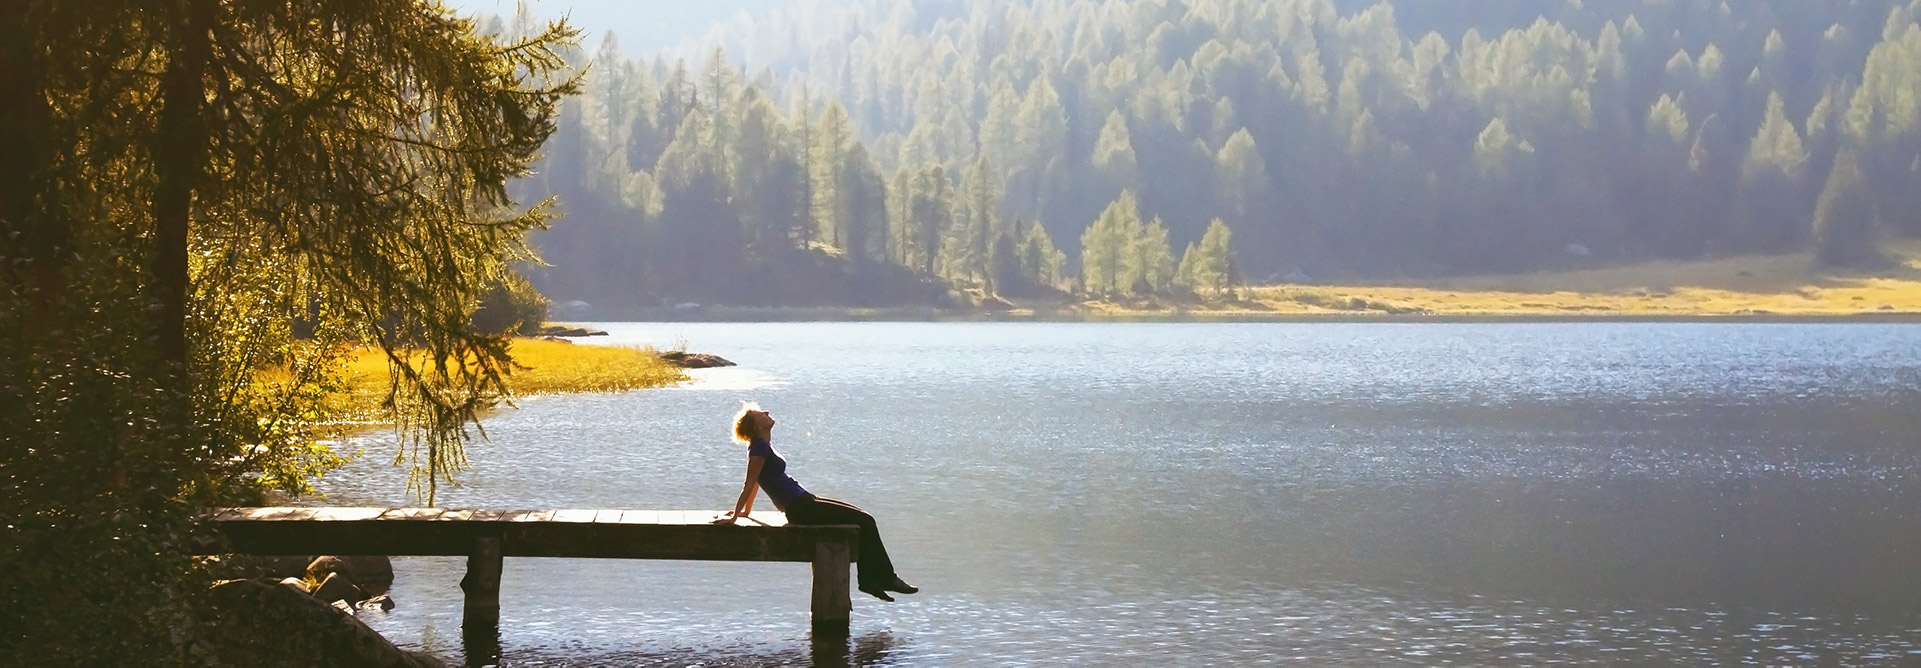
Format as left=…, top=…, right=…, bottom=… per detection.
left=461, top=535, right=503, bottom=630
left=811, top=539, right=852, bottom=636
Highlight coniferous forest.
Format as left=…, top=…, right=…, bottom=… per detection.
left=508, top=0, right=1921, bottom=309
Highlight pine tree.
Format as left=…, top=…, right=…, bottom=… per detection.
left=1215, top=128, right=1267, bottom=222
left=1193, top=219, right=1237, bottom=297
left=1131, top=217, right=1176, bottom=295
left=2, top=1, right=578, bottom=659
left=1813, top=150, right=1883, bottom=269
left=1015, top=220, right=1068, bottom=289
left=955, top=156, right=1002, bottom=286
left=1081, top=190, right=1142, bottom=296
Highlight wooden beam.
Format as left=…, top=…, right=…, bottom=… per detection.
left=199, top=509, right=857, bottom=562
left=197, top=508, right=862, bottom=638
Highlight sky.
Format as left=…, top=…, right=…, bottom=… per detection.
left=440, top=0, right=791, bottom=55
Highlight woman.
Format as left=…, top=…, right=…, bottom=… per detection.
left=717, top=403, right=918, bottom=602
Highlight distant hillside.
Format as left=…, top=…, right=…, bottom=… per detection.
left=502, top=0, right=1921, bottom=309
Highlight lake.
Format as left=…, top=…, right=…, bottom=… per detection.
left=314, top=322, right=1921, bottom=665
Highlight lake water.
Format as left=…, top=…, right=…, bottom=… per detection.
left=315, top=322, right=1921, bottom=665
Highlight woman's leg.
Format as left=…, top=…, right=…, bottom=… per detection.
left=787, top=496, right=897, bottom=589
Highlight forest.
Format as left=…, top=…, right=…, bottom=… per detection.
left=504, top=0, right=1921, bottom=310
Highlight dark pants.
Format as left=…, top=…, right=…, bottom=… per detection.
left=785, top=494, right=897, bottom=589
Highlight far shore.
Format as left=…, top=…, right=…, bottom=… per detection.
left=578, top=307, right=1921, bottom=324
left=568, top=243, right=1921, bottom=324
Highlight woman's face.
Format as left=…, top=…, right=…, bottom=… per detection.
left=754, top=410, right=776, bottom=433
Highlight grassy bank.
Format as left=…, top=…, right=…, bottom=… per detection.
left=339, top=338, right=685, bottom=418
left=1072, top=242, right=1921, bottom=319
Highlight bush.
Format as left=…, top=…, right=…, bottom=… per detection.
left=471, top=270, right=550, bottom=336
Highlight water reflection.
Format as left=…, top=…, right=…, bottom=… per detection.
left=461, top=623, right=501, bottom=668
left=488, top=630, right=904, bottom=666
left=810, top=630, right=903, bottom=667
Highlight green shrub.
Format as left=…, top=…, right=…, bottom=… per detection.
left=472, top=270, right=550, bottom=336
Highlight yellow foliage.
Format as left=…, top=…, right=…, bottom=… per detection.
left=338, top=338, right=685, bottom=418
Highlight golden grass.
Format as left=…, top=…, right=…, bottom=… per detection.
left=339, top=338, right=685, bottom=417
left=1108, top=242, right=1921, bottom=318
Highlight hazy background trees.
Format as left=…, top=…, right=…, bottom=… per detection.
left=503, top=0, right=1921, bottom=310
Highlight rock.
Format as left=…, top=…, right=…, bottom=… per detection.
left=200, top=554, right=312, bottom=580
left=310, top=571, right=364, bottom=606
left=340, top=555, right=394, bottom=594
left=536, top=324, right=608, bottom=337
left=356, top=594, right=396, bottom=612
left=203, top=579, right=442, bottom=667
left=306, top=556, right=350, bottom=583
left=657, top=351, right=736, bottom=369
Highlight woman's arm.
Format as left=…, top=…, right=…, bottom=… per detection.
left=718, top=455, right=765, bottom=524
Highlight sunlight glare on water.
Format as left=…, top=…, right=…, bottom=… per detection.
left=316, top=322, right=1921, bottom=665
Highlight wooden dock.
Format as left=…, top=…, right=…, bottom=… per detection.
left=196, top=507, right=862, bottom=642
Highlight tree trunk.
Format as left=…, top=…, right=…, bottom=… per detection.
left=0, top=2, right=63, bottom=338
left=150, top=0, right=215, bottom=479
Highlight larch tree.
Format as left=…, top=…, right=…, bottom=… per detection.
left=1, top=0, right=578, bottom=661
left=1081, top=190, right=1142, bottom=296
left=1814, top=150, right=1883, bottom=268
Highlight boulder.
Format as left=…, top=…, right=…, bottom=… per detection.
left=305, top=556, right=350, bottom=583
left=309, top=571, right=364, bottom=606
left=202, top=579, right=443, bottom=667
left=356, top=594, right=396, bottom=612
left=657, top=351, right=737, bottom=369
left=199, top=554, right=311, bottom=580
left=340, top=555, right=394, bottom=594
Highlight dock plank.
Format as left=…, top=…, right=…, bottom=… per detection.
left=200, top=508, right=857, bottom=560
left=242, top=507, right=314, bottom=521
left=380, top=507, right=444, bottom=520
left=553, top=509, right=597, bottom=524
left=309, top=508, right=385, bottom=521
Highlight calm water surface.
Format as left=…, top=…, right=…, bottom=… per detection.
left=315, top=322, right=1921, bottom=665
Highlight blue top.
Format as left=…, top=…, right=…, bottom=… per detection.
left=748, top=439, right=810, bottom=511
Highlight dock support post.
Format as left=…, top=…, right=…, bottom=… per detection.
left=460, top=535, right=503, bottom=666
left=810, top=538, right=851, bottom=636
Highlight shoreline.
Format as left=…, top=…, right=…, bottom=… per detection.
left=571, top=306, right=1921, bottom=324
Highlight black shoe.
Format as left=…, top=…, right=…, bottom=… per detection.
left=858, top=585, right=895, bottom=602
left=883, top=576, right=918, bottom=595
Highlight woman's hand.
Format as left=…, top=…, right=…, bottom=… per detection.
left=712, top=510, right=739, bottom=524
